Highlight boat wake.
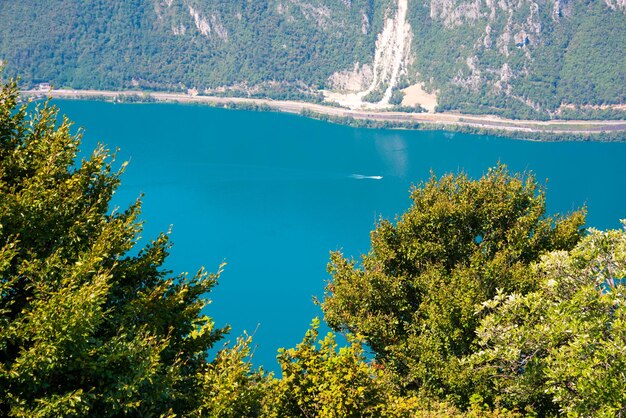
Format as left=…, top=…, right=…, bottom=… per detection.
left=350, top=174, right=383, bottom=180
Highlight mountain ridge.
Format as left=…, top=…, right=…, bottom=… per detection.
left=1, top=0, right=624, bottom=120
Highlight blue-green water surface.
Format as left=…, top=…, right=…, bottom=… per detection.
left=53, top=100, right=626, bottom=370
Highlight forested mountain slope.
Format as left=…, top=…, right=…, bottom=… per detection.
left=1, top=0, right=624, bottom=119
left=0, top=0, right=388, bottom=94
left=410, top=0, right=626, bottom=118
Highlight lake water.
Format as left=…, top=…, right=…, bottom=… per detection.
left=53, top=100, right=626, bottom=371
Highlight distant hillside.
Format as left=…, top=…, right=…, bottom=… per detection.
left=1, top=0, right=624, bottom=119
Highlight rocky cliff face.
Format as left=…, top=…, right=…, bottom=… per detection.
left=406, top=0, right=625, bottom=116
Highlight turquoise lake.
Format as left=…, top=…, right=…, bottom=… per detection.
left=53, top=100, right=626, bottom=371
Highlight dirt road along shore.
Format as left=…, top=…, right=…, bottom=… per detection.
left=21, top=88, right=626, bottom=136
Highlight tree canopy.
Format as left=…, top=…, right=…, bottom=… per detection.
left=0, top=77, right=226, bottom=416
left=472, top=223, right=626, bottom=415
left=322, top=167, right=586, bottom=402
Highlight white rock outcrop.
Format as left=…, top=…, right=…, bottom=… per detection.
left=325, top=0, right=414, bottom=109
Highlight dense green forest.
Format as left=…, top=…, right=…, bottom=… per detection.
left=0, top=0, right=624, bottom=119
left=2, top=78, right=625, bottom=416
left=0, top=0, right=388, bottom=93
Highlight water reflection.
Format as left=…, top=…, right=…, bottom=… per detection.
left=374, top=134, right=408, bottom=178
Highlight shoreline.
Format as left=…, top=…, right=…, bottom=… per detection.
left=21, top=88, right=626, bottom=138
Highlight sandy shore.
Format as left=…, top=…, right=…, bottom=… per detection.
left=21, top=88, right=626, bottom=136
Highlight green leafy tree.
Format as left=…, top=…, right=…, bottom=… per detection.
left=261, top=319, right=519, bottom=417
left=472, top=223, right=626, bottom=415
left=389, top=89, right=404, bottom=106
left=0, top=78, right=227, bottom=416
left=262, top=318, right=414, bottom=418
left=322, top=166, right=585, bottom=402
left=197, top=335, right=269, bottom=418
left=261, top=318, right=388, bottom=417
